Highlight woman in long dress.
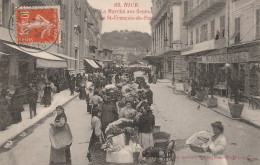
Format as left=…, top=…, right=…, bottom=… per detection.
left=49, top=106, right=72, bottom=164
left=203, top=121, right=227, bottom=165
left=87, top=108, right=103, bottom=162
left=9, top=88, right=24, bottom=124
left=136, top=106, right=155, bottom=150
left=101, top=95, right=118, bottom=134
left=44, top=83, right=52, bottom=107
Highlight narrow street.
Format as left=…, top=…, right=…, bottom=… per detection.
left=150, top=80, right=260, bottom=165
left=0, top=97, right=92, bottom=165
left=0, top=73, right=259, bottom=165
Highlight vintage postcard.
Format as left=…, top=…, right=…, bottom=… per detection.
left=0, top=0, right=259, bottom=165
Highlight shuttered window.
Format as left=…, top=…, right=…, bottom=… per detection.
left=256, top=9, right=260, bottom=39
left=220, top=15, right=225, bottom=38
left=234, top=17, right=240, bottom=43
left=190, top=31, right=193, bottom=45
left=196, top=28, right=199, bottom=43
left=210, top=19, right=215, bottom=39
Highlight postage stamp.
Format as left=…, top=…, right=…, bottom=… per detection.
left=15, top=6, right=59, bottom=44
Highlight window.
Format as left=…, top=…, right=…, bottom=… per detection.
left=190, top=31, right=193, bottom=45
left=256, top=9, right=260, bottom=39
left=184, top=1, right=188, bottom=17
left=210, top=19, right=215, bottom=39
left=0, top=0, right=2, bottom=25
left=188, top=0, right=193, bottom=12
left=234, top=17, right=240, bottom=43
left=2, top=0, right=10, bottom=28
left=220, top=15, right=225, bottom=38
left=60, top=30, right=65, bottom=47
left=196, top=28, right=199, bottom=43
left=167, top=60, right=172, bottom=72
left=200, top=24, right=208, bottom=42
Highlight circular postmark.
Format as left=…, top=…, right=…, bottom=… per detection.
left=8, top=1, right=60, bottom=53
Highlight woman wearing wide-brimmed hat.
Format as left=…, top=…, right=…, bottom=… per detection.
left=203, top=121, right=227, bottom=165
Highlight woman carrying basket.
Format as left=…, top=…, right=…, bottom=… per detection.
left=203, top=121, right=227, bottom=165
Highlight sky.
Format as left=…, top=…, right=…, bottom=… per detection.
left=88, top=0, right=152, bottom=34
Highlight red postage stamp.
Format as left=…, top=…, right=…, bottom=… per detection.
left=16, top=6, right=59, bottom=44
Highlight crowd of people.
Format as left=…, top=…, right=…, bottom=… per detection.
left=81, top=71, right=155, bottom=163
left=0, top=71, right=88, bottom=131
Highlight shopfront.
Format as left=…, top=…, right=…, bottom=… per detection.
left=0, top=52, right=9, bottom=88
left=0, top=42, right=67, bottom=90
left=197, top=44, right=260, bottom=98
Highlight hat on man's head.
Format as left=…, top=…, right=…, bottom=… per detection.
left=211, top=121, right=224, bottom=131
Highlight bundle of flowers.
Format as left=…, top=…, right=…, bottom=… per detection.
left=105, top=118, right=135, bottom=137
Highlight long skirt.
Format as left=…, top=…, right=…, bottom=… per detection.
left=44, top=93, right=51, bottom=106
left=79, top=90, right=87, bottom=100
left=138, top=132, right=154, bottom=150
left=205, top=154, right=228, bottom=165
left=49, top=147, right=66, bottom=164
left=10, top=111, right=22, bottom=124
left=87, top=129, right=99, bottom=161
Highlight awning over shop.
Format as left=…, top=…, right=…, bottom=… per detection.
left=36, top=58, right=67, bottom=68
left=94, top=60, right=104, bottom=68
left=0, top=52, right=9, bottom=55
left=143, top=55, right=163, bottom=66
left=50, top=53, right=77, bottom=60
left=5, top=43, right=63, bottom=61
left=84, top=58, right=99, bottom=69
left=5, top=43, right=67, bottom=68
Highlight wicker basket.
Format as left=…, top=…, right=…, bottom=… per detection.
left=153, top=132, right=170, bottom=150
left=186, top=131, right=213, bottom=153
left=189, top=144, right=206, bottom=153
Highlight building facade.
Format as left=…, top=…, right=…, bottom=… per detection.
left=150, top=0, right=187, bottom=81
left=181, top=0, right=260, bottom=97
left=0, top=0, right=103, bottom=89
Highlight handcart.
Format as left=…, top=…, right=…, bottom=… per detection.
left=89, top=126, right=176, bottom=165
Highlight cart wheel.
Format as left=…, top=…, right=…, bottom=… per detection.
left=166, top=151, right=176, bottom=165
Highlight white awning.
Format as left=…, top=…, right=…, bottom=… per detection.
left=5, top=43, right=63, bottom=61
left=84, top=58, right=99, bottom=69
left=50, top=53, right=77, bottom=60
left=95, top=60, right=104, bottom=67
left=36, top=58, right=67, bottom=68
left=0, top=52, right=9, bottom=55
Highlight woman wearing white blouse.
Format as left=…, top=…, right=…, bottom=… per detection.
left=203, top=121, right=228, bottom=165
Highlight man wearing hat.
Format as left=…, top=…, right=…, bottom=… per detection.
left=203, top=121, right=227, bottom=165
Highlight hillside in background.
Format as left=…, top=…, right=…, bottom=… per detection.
left=101, top=30, right=152, bottom=52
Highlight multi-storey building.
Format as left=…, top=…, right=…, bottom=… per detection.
left=84, top=2, right=103, bottom=71
left=148, top=0, right=187, bottom=81
left=182, top=0, right=260, bottom=98
left=181, top=0, right=228, bottom=93
left=0, top=0, right=103, bottom=89
left=0, top=0, right=70, bottom=89
left=227, top=0, right=260, bottom=97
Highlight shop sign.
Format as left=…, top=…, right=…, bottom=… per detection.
left=227, top=52, right=249, bottom=63
left=198, top=54, right=227, bottom=63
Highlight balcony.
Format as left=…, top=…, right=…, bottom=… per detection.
left=183, top=0, right=226, bottom=26
left=181, top=38, right=226, bottom=55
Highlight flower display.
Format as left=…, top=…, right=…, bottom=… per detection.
left=105, top=118, right=135, bottom=136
